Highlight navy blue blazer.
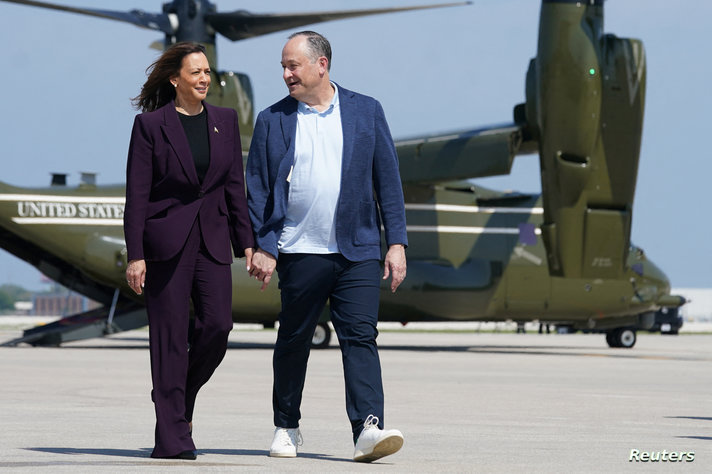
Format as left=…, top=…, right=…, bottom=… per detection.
left=124, top=101, right=254, bottom=264
left=245, top=84, right=407, bottom=262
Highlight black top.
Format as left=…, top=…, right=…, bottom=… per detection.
left=178, top=108, right=210, bottom=183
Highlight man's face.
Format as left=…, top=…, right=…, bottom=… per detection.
left=281, top=36, right=327, bottom=105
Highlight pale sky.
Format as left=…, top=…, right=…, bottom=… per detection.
left=0, top=0, right=710, bottom=290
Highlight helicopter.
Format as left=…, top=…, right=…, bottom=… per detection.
left=0, top=0, right=685, bottom=349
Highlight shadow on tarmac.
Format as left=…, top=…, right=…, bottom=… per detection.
left=23, top=446, right=356, bottom=464
left=375, top=344, right=712, bottom=361
left=663, top=416, right=712, bottom=442
left=666, top=416, right=712, bottom=422
left=201, top=448, right=353, bottom=462
left=25, top=447, right=151, bottom=458
left=13, top=337, right=712, bottom=362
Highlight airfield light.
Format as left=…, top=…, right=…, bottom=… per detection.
left=589, top=68, right=596, bottom=76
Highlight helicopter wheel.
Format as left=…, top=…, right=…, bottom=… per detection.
left=312, top=322, right=331, bottom=349
left=607, top=328, right=636, bottom=349
left=616, top=328, right=637, bottom=348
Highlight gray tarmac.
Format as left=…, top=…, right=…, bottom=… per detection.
left=0, top=326, right=710, bottom=473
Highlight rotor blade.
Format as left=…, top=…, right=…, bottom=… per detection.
left=0, top=0, right=174, bottom=34
left=206, top=2, right=472, bottom=42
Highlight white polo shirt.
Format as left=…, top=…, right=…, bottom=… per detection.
left=278, top=83, right=343, bottom=254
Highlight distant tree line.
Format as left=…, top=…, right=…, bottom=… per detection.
left=0, top=284, right=32, bottom=311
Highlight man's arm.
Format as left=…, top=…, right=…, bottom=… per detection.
left=371, top=100, right=408, bottom=292
left=245, top=112, right=280, bottom=258
left=372, top=100, right=408, bottom=248
left=245, top=111, right=279, bottom=289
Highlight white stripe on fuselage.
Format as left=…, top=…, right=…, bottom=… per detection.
left=2, top=195, right=541, bottom=233
left=0, top=194, right=125, bottom=204
left=11, top=217, right=123, bottom=226
left=405, top=203, right=543, bottom=214
left=1, top=193, right=125, bottom=225
left=406, top=225, right=541, bottom=235
left=404, top=203, right=541, bottom=234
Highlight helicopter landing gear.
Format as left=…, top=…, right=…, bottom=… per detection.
left=606, top=327, right=637, bottom=348
left=312, top=322, right=331, bottom=349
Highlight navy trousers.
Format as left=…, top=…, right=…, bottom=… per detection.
left=144, top=222, right=233, bottom=458
left=273, top=253, right=385, bottom=441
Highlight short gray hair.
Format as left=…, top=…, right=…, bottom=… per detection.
left=288, top=31, right=332, bottom=71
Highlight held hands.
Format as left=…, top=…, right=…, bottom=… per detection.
left=383, top=244, right=407, bottom=293
left=126, top=259, right=146, bottom=295
left=248, top=248, right=277, bottom=291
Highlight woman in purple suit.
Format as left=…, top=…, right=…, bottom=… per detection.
left=124, top=42, right=254, bottom=460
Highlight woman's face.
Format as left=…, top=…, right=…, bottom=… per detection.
left=171, top=52, right=211, bottom=107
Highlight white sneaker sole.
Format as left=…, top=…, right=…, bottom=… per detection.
left=353, top=433, right=404, bottom=463
left=269, top=450, right=296, bottom=458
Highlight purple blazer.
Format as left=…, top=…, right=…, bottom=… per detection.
left=124, top=101, right=254, bottom=264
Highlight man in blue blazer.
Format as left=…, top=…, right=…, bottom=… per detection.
left=246, top=31, right=408, bottom=463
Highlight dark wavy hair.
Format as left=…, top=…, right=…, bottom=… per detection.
left=132, top=42, right=207, bottom=112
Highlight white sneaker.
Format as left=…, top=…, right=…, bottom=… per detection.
left=269, top=427, right=302, bottom=458
left=353, top=415, right=404, bottom=463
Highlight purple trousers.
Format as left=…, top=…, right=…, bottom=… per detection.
left=144, top=222, right=233, bottom=458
